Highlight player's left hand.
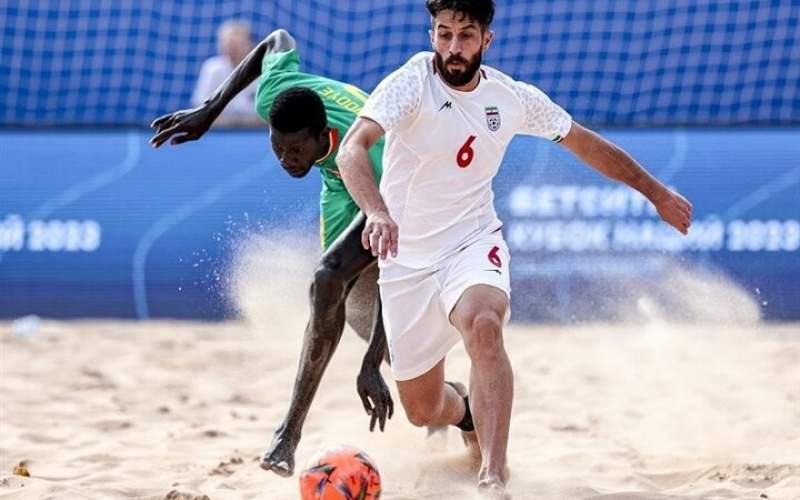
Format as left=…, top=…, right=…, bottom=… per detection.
left=653, top=187, right=693, bottom=234
left=356, top=363, right=393, bottom=432
left=149, top=105, right=217, bottom=148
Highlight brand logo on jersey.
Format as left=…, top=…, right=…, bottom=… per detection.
left=485, top=106, right=501, bottom=131
left=438, top=101, right=452, bottom=111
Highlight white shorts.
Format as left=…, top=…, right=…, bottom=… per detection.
left=378, top=232, right=511, bottom=381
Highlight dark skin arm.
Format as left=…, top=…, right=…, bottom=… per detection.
left=149, top=29, right=393, bottom=472
left=357, top=294, right=393, bottom=432
left=149, top=29, right=296, bottom=148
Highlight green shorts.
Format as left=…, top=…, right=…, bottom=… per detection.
left=320, top=186, right=360, bottom=250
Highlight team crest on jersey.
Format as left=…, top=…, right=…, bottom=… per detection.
left=485, top=106, right=501, bottom=131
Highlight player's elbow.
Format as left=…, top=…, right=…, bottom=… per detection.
left=262, top=29, right=295, bottom=52
left=562, top=121, right=595, bottom=159
left=334, top=148, right=348, bottom=173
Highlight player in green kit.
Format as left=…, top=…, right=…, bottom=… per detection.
left=150, top=29, right=392, bottom=477
left=252, top=39, right=385, bottom=248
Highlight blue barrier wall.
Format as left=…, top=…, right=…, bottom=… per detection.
left=1, top=129, right=798, bottom=320
left=2, top=1, right=799, bottom=126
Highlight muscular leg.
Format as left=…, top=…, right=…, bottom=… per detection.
left=450, top=285, right=513, bottom=498
left=344, top=263, right=379, bottom=343
left=345, top=264, right=392, bottom=365
left=261, top=213, right=375, bottom=476
left=392, top=285, right=512, bottom=499
left=395, top=360, right=468, bottom=430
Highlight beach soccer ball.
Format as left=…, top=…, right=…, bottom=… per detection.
left=299, top=445, right=382, bottom=499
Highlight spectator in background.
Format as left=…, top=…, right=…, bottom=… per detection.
left=192, top=20, right=262, bottom=127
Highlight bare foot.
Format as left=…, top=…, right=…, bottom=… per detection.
left=260, top=427, right=298, bottom=477
left=477, top=478, right=511, bottom=499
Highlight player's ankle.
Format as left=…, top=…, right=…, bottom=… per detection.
left=454, top=394, right=474, bottom=432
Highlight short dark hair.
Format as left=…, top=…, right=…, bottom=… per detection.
left=425, top=0, right=495, bottom=28
left=269, top=87, right=327, bottom=135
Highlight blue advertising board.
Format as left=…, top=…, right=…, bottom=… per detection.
left=495, top=129, right=800, bottom=321
left=1, top=129, right=798, bottom=320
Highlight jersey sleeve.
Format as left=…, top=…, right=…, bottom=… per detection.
left=260, top=49, right=301, bottom=79
left=360, top=57, right=424, bottom=132
left=512, top=81, right=572, bottom=142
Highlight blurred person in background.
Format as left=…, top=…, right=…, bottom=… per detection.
left=191, top=20, right=262, bottom=127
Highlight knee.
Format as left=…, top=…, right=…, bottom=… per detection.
left=462, top=311, right=505, bottom=362
left=307, top=264, right=348, bottom=329
left=307, top=334, right=336, bottom=362
left=402, top=398, right=441, bottom=428
left=310, top=260, right=346, bottom=302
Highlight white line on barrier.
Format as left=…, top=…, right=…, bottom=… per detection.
left=30, top=131, right=141, bottom=219
left=657, top=129, right=688, bottom=183
left=131, top=159, right=271, bottom=319
left=724, top=166, right=800, bottom=219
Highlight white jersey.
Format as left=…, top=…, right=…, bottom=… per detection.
left=361, top=52, right=572, bottom=268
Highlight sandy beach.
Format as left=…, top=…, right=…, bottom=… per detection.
left=2, top=314, right=798, bottom=500
left=2, top=238, right=799, bottom=499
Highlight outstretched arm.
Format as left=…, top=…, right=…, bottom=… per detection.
left=357, top=294, right=393, bottom=432
left=200, top=29, right=295, bottom=119
left=561, top=122, right=693, bottom=234
left=149, top=29, right=296, bottom=148
left=337, top=117, right=397, bottom=259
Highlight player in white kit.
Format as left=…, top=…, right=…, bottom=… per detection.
left=338, top=1, right=693, bottom=497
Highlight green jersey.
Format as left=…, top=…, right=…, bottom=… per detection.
left=255, top=49, right=384, bottom=249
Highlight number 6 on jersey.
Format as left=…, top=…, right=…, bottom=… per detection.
left=457, top=135, right=477, bottom=168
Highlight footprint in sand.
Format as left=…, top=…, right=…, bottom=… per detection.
left=92, top=419, right=133, bottom=431
left=19, top=432, right=67, bottom=444
left=164, top=490, right=211, bottom=500
left=228, top=393, right=252, bottom=404
left=705, top=464, right=800, bottom=489
left=72, top=367, right=117, bottom=390
left=201, top=429, right=225, bottom=438
left=584, top=494, right=690, bottom=499
left=210, top=456, right=245, bottom=477
left=548, top=422, right=590, bottom=433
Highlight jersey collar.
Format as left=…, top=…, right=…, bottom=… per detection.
left=316, top=128, right=339, bottom=164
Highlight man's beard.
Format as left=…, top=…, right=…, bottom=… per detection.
left=434, top=51, right=482, bottom=87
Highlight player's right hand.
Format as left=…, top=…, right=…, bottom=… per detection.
left=363, top=210, right=398, bottom=259
left=652, top=187, right=693, bottom=235
left=356, top=364, right=394, bottom=432
left=149, top=106, right=216, bottom=148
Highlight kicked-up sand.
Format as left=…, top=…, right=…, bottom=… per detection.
left=1, top=236, right=798, bottom=499
left=2, top=318, right=798, bottom=500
